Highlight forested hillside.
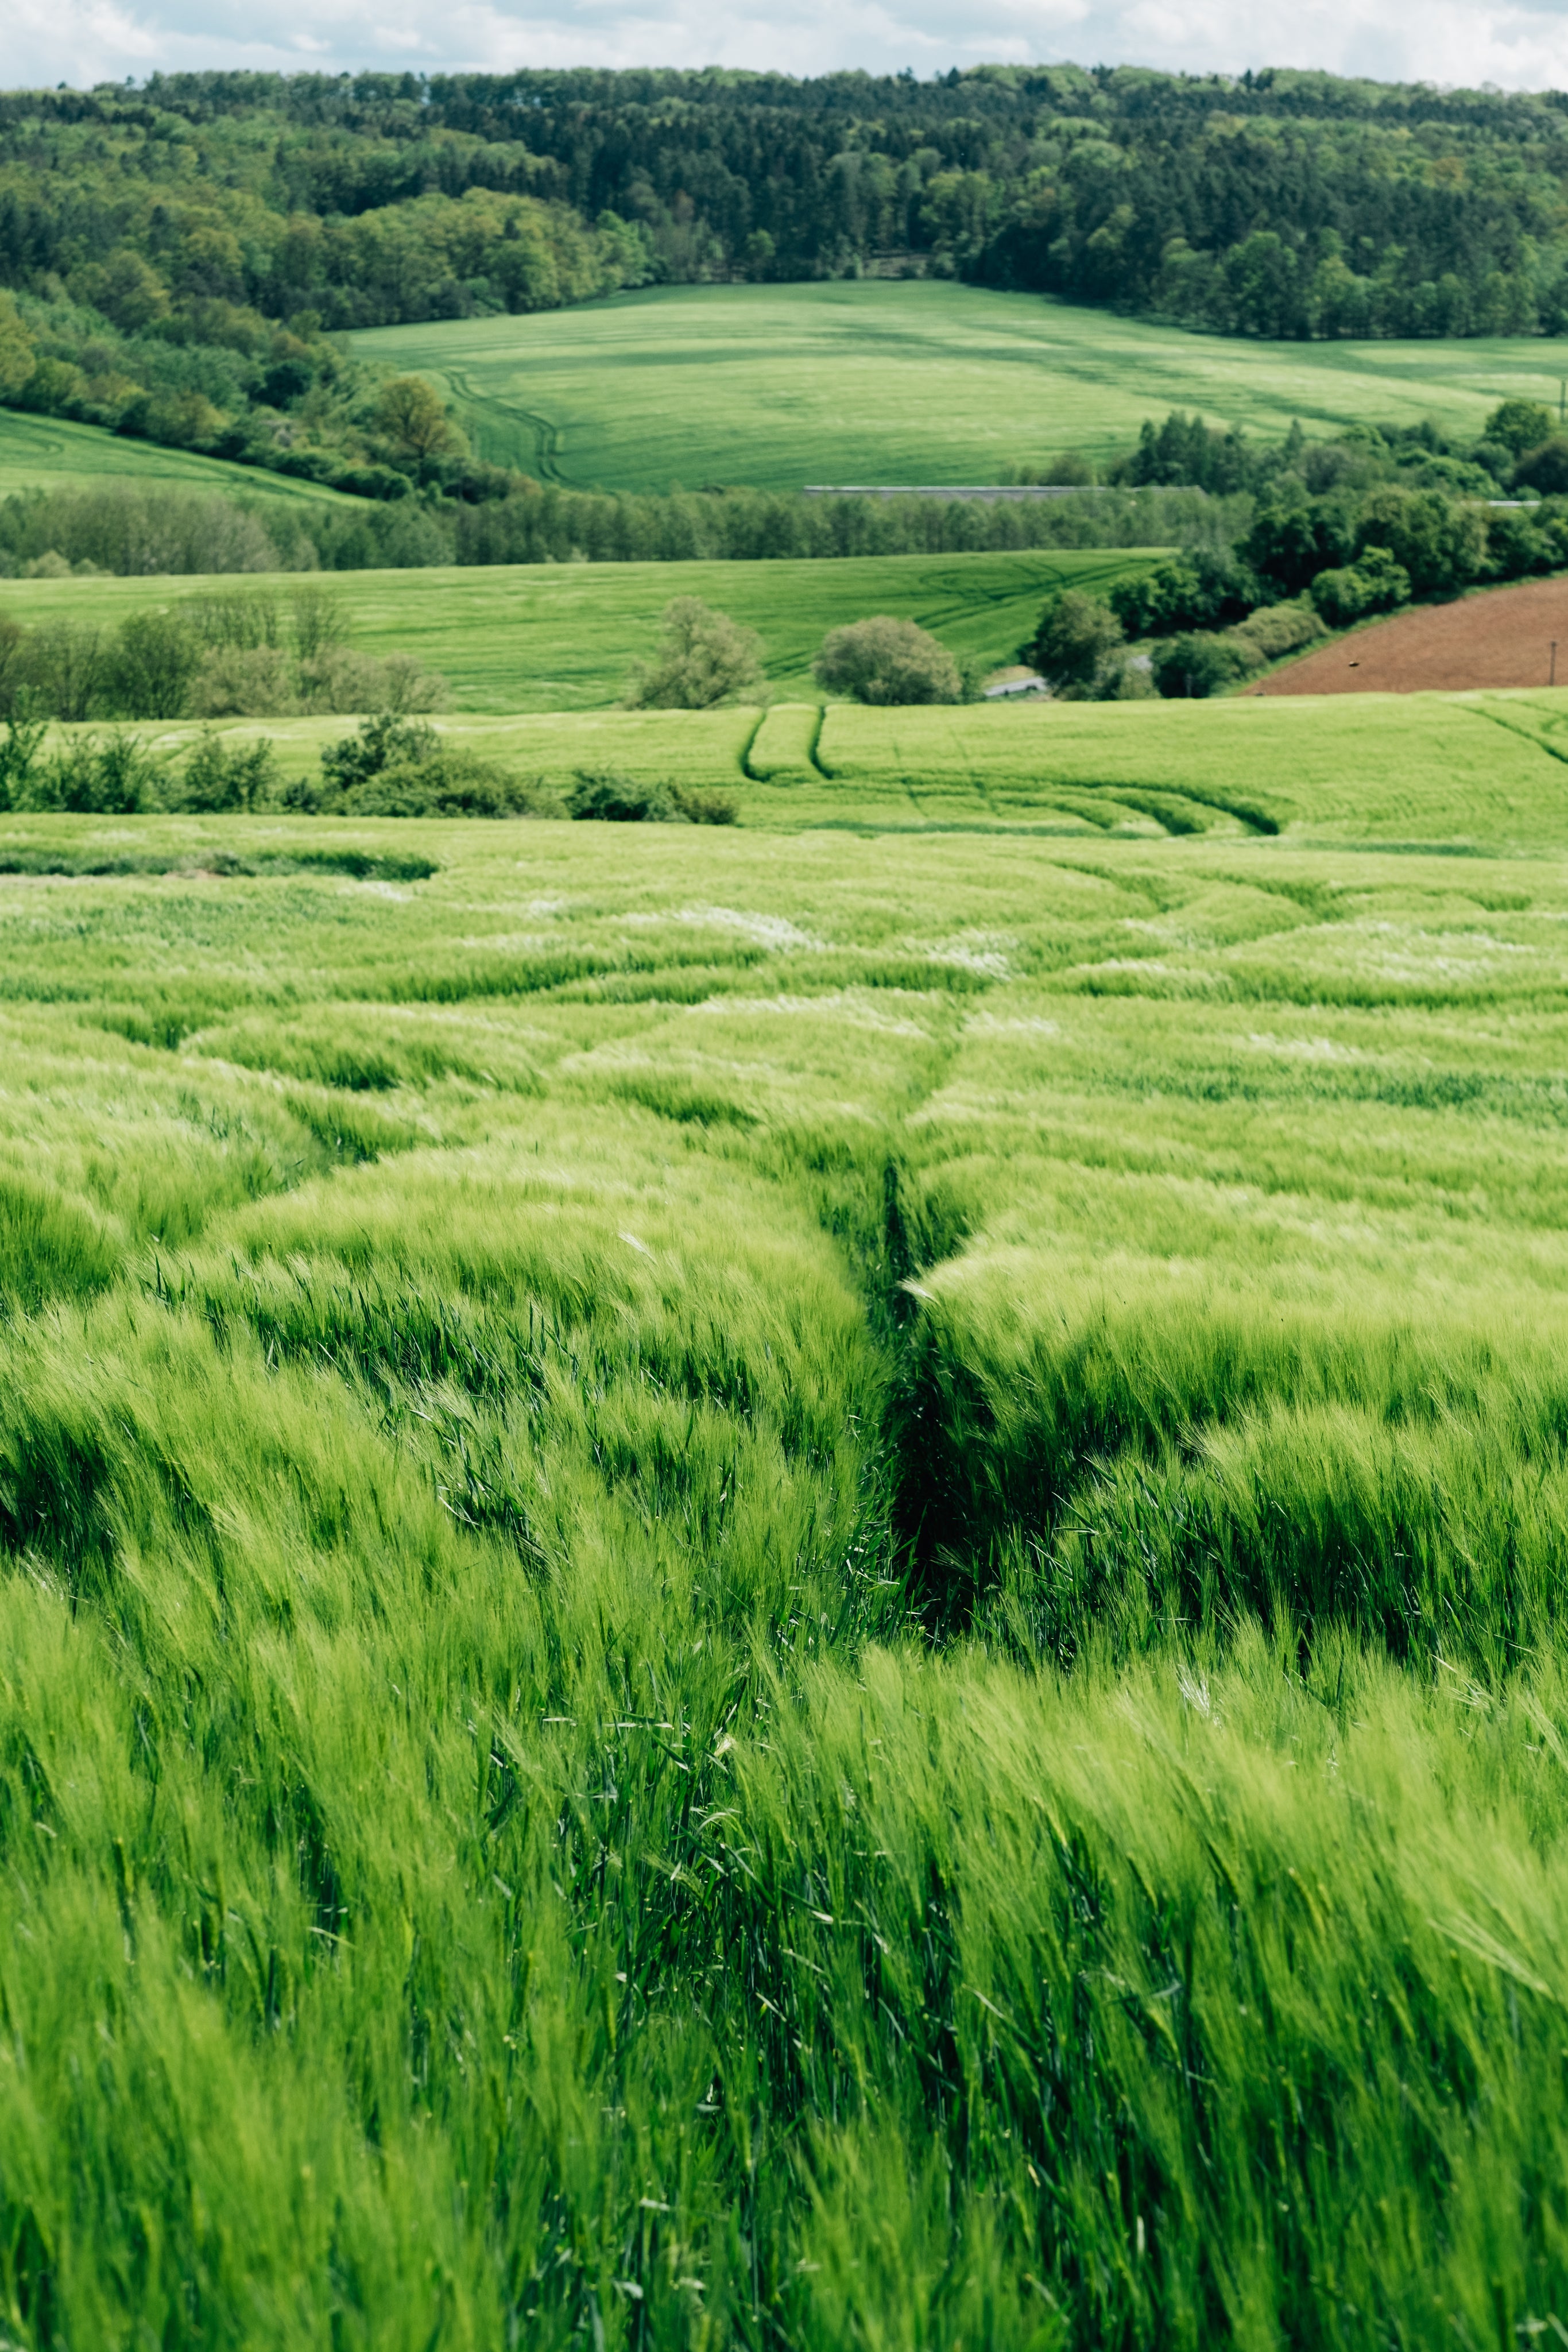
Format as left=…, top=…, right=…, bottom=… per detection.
left=7, top=67, right=1568, bottom=342
left=3, top=66, right=1568, bottom=491
left=410, top=65, right=1568, bottom=338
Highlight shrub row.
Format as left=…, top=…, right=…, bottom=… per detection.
left=0, top=587, right=446, bottom=723
left=0, top=713, right=740, bottom=823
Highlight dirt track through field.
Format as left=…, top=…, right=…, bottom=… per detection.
left=1256, top=577, right=1568, bottom=695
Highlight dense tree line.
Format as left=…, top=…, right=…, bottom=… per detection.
left=0, top=477, right=1238, bottom=577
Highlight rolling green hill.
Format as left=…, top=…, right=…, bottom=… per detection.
left=0, top=408, right=353, bottom=507
left=354, top=282, right=1568, bottom=494
left=0, top=548, right=1160, bottom=711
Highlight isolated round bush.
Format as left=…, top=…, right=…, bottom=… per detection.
left=622, top=599, right=766, bottom=709
left=813, top=616, right=962, bottom=705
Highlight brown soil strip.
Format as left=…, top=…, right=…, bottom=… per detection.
left=1252, top=577, right=1568, bottom=696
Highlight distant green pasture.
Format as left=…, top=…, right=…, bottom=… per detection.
left=0, top=407, right=350, bottom=506
left=0, top=548, right=1160, bottom=711
left=354, top=281, right=1568, bottom=493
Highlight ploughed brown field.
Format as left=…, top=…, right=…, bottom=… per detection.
left=1256, top=575, right=1568, bottom=695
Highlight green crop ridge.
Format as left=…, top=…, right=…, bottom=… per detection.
left=5, top=771, right=1568, bottom=2343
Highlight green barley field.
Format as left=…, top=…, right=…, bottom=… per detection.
left=68, top=683, right=1568, bottom=850
left=0, top=549, right=1162, bottom=712
left=0, top=408, right=351, bottom=507
left=6, top=689, right=1568, bottom=2345
left=355, top=280, right=1568, bottom=492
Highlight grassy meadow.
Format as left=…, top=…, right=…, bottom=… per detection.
left=0, top=408, right=351, bottom=508
left=5, top=716, right=1568, bottom=2342
left=355, top=280, right=1568, bottom=491
left=0, top=549, right=1161, bottom=712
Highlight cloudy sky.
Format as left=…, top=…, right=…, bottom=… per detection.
left=8, top=0, right=1568, bottom=103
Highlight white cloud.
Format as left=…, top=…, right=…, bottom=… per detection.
left=9, top=0, right=1568, bottom=94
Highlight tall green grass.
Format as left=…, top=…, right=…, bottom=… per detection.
left=20, top=683, right=1568, bottom=856
left=2, top=810, right=1568, bottom=2343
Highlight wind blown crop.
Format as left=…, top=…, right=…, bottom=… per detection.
left=2, top=793, right=1567, bottom=2347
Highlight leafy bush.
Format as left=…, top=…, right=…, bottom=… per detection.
left=1484, top=508, right=1555, bottom=581
left=622, top=598, right=767, bottom=709
left=669, top=784, right=740, bottom=824
left=814, top=616, right=962, bottom=706
left=1393, top=450, right=1499, bottom=497
left=372, top=377, right=466, bottom=463
left=1152, top=633, right=1253, bottom=699
left=27, top=728, right=164, bottom=813
left=171, top=732, right=277, bottom=813
left=565, top=774, right=737, bottom=823
left=1513, top=437, right=1568, bottom=497
left=1102, top=654, right=1157, bottom=699
left=1486, top=398, right=1556, bottom=459
left=1004, top=451, right=1094, bottom=485
left=190, top=645, right=298, bottom=718
left=566, top=771, right=674, bottom=821
left=0, top=714, right=45, bottom=810
left=1354, top=488, right=1485, bottom=597
left=1309, top=546, right=1412, bottom=628
left=349, top=753, right=543, bottom=818
left=1109, top=547, right=1258, bottom=637
left=107, top=612, right=203, bottom=721
left=23, top=622, right=106, bottom=723
left=1246, top=497, right=1357, bottom=597
left=1229, top=598, right=1327, bottom=661
left=1470, top=437, right=1516, bottom=485
left=1025, top=590, right=1124, bottom=698
left=292, top=715, right=540, bottom=817
left=318, top=715, right=440, bottom=796
left=0, top=593, right=448, bottom=723
left=298, top=647, right=450, bottom=717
